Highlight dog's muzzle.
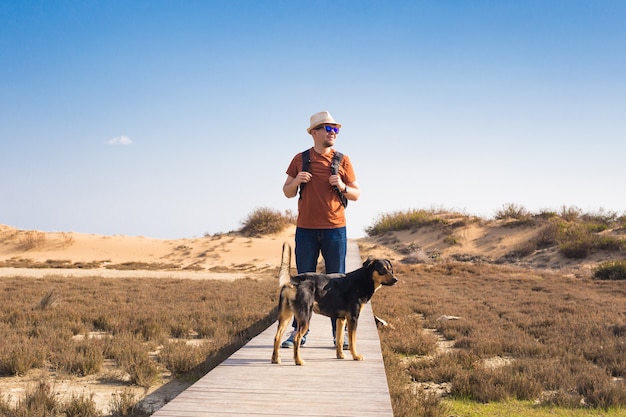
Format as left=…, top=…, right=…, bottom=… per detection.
left=384, top=276, right=398, bottom=286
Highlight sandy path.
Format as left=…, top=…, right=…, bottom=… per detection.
left=0, top=267, right=249, bottom=280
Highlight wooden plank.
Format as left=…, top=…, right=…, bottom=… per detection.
left=152, top=241, right=394, bottom=416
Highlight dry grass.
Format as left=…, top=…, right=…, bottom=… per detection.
left=0, top=274, right=277, bottom=416
left=2, top=263, right=625, bottom=416
left=369, top=260, right=626, bottom=415
left=1, top=205, right=625, bottom=416
left=18, top=231, right=46, bottom=250
left=365, top=208, right=465, bottom=236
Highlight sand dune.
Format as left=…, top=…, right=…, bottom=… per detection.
left=0, top=224, right=296, bottom=279
left=3, top=216, right=624, bottom=280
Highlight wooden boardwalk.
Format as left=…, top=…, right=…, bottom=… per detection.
left=152, top=241, right=394, bottom=416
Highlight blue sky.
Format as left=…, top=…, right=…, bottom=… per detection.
left=1, top=1, right=625, bottom=239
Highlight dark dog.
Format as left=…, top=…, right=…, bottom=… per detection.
left=271, top=242, right=398, bottom=365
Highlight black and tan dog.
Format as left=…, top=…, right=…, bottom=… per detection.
left=271, top=242, right=398, bottom=366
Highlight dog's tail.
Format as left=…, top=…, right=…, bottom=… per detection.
left=279, top=242, right=292, bottom=288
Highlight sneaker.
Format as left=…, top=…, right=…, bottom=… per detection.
left=281, top=330, right=307, bottom=348
left=333, top=333, right=349, bottom=348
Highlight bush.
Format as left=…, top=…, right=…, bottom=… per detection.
left=582, top=209, right=618, bottom=228
left=49, top=339, right=104, bottom=376
left=451, top=367, right=542, bottom=402
left=595, top=236, right=624, bottom=251
left=556, top=223, right=595, bottom=259
left=14, top=381, right=58, bottom=415
left=109, top=388, right=149, bottom=417
left=576, top=373, right=626, bottom=409
left=559, top=240, right=593, bottom=259
left=594, top=261, right=626, bottom=280
left=494, top=203, right=530, bottom=220
left=105, top=333, right=159, bottom=387
left=0, top=341, right=46, bottom=376
left=560, top=205, right=582, bottom=222
left=160, top=341, right=211, bottom=376
left=64, top=393, right=101, bottom=417
left=534, top=221, right=559, bottom=248
left=366, top=209, right=448, bottom=236
left=240, top=207, right=294, bottom=236
left=19, top=230, right=46, bottom=250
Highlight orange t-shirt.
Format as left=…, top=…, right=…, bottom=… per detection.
left=286, top=148, right=357, bottom=229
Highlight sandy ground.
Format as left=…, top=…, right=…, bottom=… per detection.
left=4, top=218, right=622, bottom=277
left=0, top=267, right=250, bottom=280
left=1, top=218, right=624, bottom=414
left=0, top=224, right=296, bottom=279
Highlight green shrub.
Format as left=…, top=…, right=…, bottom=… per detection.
left=595, top=236, right=624, bottom=251
left=559, top=240, right=593, bottom=259
left=556, top=222, right=595, bottom=259
left=582, top=209, right=618, bottom=228
left=366, top=209, right=448, bottom=236
left=594, top=261, right=626, bottom=280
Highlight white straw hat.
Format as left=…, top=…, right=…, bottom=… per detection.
left=307, top=111, right=342, bottom=134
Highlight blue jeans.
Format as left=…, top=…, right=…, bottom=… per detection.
left=293, top=227, right=347, bottom=338
left=295, top=227, right=347, bottom=275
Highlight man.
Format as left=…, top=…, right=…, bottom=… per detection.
left=281, top=111, right=360, bottom=347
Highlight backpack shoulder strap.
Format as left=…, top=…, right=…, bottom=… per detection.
left=301, top=149, right=311, bottom=173
left=299, top=149, right=348, bottom=208
left=298, top=149, right=311, bottom=200
left=330, top=151, right=343, bottom=175
left=331, top=151, right=348, bottom=208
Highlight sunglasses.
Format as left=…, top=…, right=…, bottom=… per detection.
left=315, top=125, right=340, bottom=134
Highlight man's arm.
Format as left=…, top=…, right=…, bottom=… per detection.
left=283, top=175, right=299, bottom=198
left=283, top=171, right=312, bottom=198
left=342, top=180, right=361, bottom=202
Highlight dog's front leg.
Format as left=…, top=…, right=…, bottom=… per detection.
left=335, top=317, right=347, bottom=359
left=347, top=317, right=363, bottom=361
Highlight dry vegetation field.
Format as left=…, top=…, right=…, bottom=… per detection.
left=361, top=205, right=626, bottom=416
left=1, top=205, right=625, bottom=416
left=0, top=275, right=277, bottom=416
left=370, top=262, right=626, bottom=416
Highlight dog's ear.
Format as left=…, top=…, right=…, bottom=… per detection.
left=363, top=256, right=375, bottom=267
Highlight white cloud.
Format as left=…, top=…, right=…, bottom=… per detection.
left=106, top=136, right=133, bottom=145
